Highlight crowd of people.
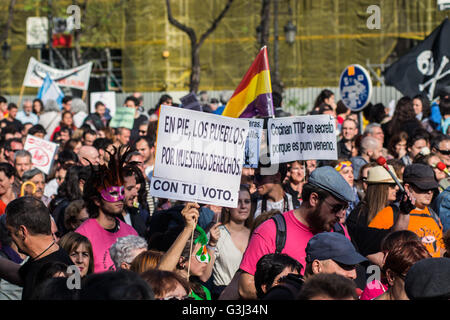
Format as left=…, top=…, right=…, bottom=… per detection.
left=0, top=88, right=449, bottom=301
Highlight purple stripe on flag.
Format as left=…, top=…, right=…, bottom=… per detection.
left=239, top=93, right=274, bottom=118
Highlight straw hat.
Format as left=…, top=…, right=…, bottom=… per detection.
left=366, top=165, right=402, bottom=184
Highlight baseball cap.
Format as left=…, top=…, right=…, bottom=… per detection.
left=403, top=163, right=439, bottom=190
left=305, top=232, right=367, bottom=265
left=308, top=166, right=355, bottom=202
left=405, top=258, right=450, bottom=300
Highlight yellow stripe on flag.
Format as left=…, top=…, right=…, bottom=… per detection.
left=222, top=70, right=272, bottom=118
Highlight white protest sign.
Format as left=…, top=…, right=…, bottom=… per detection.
left=150, top=106, right=249, bottom=207
left=23, top=57, right=92, bottom=90
left=244, top=118, right=264, bottom=168
left=268, top=115, right=338, bottom=164
left=90, top=91, right=116, bottom=116
left=24, top=135, right=58, bottom=175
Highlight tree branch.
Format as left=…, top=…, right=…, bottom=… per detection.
left=165, top=0, right=196, bottom=44
left=198, top=0, right=234, bottom=47
left=0, top=0, right=16, bottom=44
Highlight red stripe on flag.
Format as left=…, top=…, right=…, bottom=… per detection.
left=229, top=47, right=270, bottom=99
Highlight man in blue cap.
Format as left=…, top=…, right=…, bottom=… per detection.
left=237, top=166, right=357, bottom=299
left=304, top=232, right=367, bottom=280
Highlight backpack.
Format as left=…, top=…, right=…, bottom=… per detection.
left=392, top=204, right=441, bottom=227
left=271, top=213, right=346, bottom=254
left=271, top=213, right=287, bottom=254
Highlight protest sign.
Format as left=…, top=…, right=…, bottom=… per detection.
left=90, top=91, right=116, bottom=116
left=151, top=177, right=239, bottom=208
left=244, top=118, right=264, bottom=168
left=23, top=134, right=58, bottom=175
left=268, top=115, right=338, bottom=164
left=109, top=107, right=135, bottom=129
left=23, top=57, right=92, bottom=91
left=150, top=105, right=249, bottom=207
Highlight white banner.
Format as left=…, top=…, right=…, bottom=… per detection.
left=23, top=134, right=58, bottom=175
left=244, top=118, right=264, bottom=168
left=150, top=177, right=241, bottom=208
left=268, top=115, right=338, bottom=164
left=90, top=91, right=116, bottom=116
left=150, top=106, right=249, bottom=207
left=23, top=57, right=93, bottom=91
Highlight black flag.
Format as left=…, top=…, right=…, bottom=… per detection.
left=384, top=18, right=450, bottom=100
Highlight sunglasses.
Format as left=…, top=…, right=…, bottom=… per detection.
left=411, top=185, right=434, bottom=194
left=158, top=295, right=195, bottom=301
left=333, top=260, right=356, bottom=271
left=435, top=148, right=450, bottom=155
left=323, top=198, right=349, bottom=213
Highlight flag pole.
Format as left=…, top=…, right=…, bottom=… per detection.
left=18, top=84, right=25, bottom=107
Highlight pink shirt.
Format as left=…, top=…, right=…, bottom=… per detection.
left=239, top=210, right=351, bottom=276
left=76, top=218, right=138, bottom=273
left=240, top=210, right=314, bottom=276
left=360, top=280, right=388, bottom=300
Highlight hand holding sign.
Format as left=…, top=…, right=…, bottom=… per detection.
left=181, top=202, right=200, bottom=230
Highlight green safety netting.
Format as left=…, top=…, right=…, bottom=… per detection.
left=0, top=0, right=448, bottom=94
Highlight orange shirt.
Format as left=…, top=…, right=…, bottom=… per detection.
left=369, top=206, right=444, bottom=258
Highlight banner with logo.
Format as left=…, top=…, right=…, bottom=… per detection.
left=23, top=57, right=92, bottom=91
left=24, top=134, right=58, bottom=175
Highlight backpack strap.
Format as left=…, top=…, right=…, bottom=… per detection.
left=409, top=207, right=442, bottom=227
left=271, top=213, right=287, bottom=254
left=333, top=221, right=346, bottom=235
left=391, top=204, right=400, bottom=225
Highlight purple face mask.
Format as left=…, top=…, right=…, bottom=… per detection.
left=100, top=186, right=125, bottom=203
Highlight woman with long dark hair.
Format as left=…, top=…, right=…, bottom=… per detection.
left=382, top=97, right=422, bottom=147
left=412, top=94, right=434, bottom=132
left=50, top=165, right=92, bottom=237
left=314, top=89, right=336, bottom=111
left=347, top=165, right=401, bottom=227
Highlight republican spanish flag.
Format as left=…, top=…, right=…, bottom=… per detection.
left=222, top=46, right=274, bottom=118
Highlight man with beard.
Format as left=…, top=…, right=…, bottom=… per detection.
left=119, top=166, right=148, bottom=239
left=238, top=166, right=354, bottom=299
left=76, top=147, right=138, bottom=273
left=237, top=166, right=411, bottom=299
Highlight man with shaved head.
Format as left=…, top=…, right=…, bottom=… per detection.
left=350, top=136, right=383, bottom=180
left=78, top=145, right=100, bottom=166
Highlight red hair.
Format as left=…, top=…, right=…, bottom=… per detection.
left=383, top=240, right=431, bottom=276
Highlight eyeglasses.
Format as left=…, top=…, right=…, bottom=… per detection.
left=323, top=198, right=349, bottom=213
left=138, top=130, right=147, bottom=134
